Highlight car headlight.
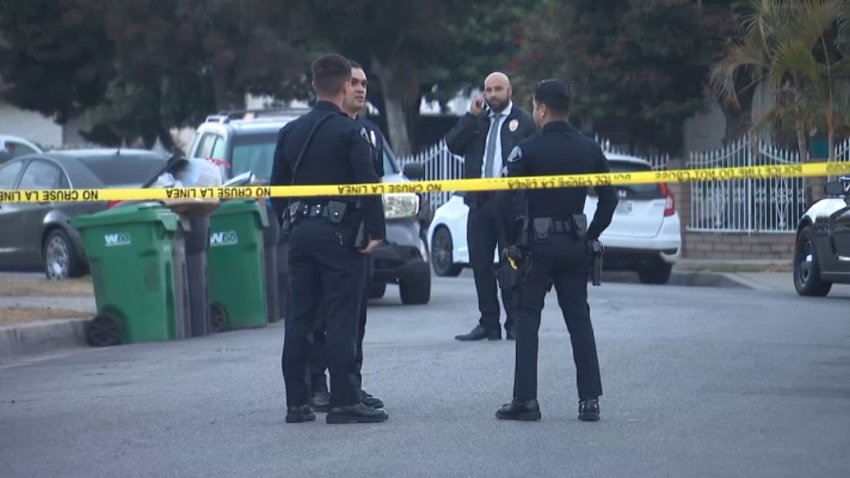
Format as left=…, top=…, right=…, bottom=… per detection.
left=383, top=193, right=419, bottom=219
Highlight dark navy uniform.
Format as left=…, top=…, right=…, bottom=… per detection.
left=270, top=101, right=385, bottom=410
left=309, top=115, right=385, bottom=408
left=500, top=115, right=617, bottom=419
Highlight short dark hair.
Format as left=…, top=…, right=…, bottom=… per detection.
left=348, top=59, right=363, bottom=70
left=534, top=79, right=572, bottom=116
left=311, top=54, right=352, bottom=96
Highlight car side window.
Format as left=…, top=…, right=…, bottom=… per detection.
left=210, top=136, right=226, bottom=161
left=196, top=134, right=217, bottom=158
left=18, top=160, right=63, bottom=190
left=8, top=141, right=38, bottom=158
left=0, top=161, right=23, bottom=189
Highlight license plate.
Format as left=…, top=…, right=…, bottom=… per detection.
left=615, top=201, right=633, bottom=215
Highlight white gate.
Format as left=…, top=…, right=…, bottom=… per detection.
left=687, top=137, right=850, bottom=233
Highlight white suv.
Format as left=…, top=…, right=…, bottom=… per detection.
left=427, top=153, right=681, bottom=284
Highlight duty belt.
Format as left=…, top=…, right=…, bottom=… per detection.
left=549, top=219, right=575, bottom=234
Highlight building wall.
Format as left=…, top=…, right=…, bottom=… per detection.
left=0, top=101, right=63, bottom=148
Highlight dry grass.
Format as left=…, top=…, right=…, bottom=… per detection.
left=0, top=306, right=90, bottom=326
left=0, top=275, right=94, bottom=297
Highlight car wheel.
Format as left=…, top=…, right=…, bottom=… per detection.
left=43, top=228, right=85, bottom=280
left=400, top=270, right=431, bottom=305
left=793, top=225, right=832, bottom=297
left=431, top=227, right=462, bottom=277
left=369, top=281, right=386, bottom=299
left=638, top=263, right=673, bottom=285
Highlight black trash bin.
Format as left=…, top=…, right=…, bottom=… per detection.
left=262, top=202, right=282, bottom=323
left=183, top=213, right=211, bottom=336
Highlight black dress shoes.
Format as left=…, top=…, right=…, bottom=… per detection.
left=578, top=398, right=600, bottom=422
left=309, top=390, right=331, bottom=413
left=455, top=325, right=501, bottom=341
left=327, top=403, right=389, bottom=424
left=495, top=399, right=541, bottom=421
left=359, top=390, right=384, bottom=409
left=285, top=405, right=316, bottom=423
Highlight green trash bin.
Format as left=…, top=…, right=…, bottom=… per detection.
left=207, top=199, right=269, bottom=331
left=71, top=204, right=185, bottom=346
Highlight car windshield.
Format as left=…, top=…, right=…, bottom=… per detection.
left=80, top=156, right=167, bottom=186
left=383, top=146, right=399, bottom=175
left=231, top=133, right=277, bottom=181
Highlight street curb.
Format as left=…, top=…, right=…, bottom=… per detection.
left=0, top=319, right=88, bottom=360
left=603, top=271, right=752, bottom=289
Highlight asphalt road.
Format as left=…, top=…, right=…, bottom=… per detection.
left=1, top=276, right=849, bottom=478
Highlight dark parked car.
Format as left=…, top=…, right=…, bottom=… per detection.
left=0, top=149, right=168, bottom=278
left=793, top=176, right=850, bottom=296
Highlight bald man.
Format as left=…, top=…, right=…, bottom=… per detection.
left=445, top=72, right=537, bottom=342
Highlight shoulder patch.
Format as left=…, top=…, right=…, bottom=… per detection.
left=507, top=145, right=523, bottom=163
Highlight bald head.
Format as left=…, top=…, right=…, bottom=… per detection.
left=483, top=71, right=512, bottom=113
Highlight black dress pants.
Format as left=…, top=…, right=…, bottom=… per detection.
left=512, top=232, right=603, bottom=401
left=282, top=218, right=366, bottom=407
left=467, top=200, right=515, bottom=332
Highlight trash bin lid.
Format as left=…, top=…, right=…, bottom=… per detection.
left=213, top=199, right=269, bottom=227
left=71, top=203, right=178, bottom=231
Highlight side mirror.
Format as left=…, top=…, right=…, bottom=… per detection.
left=825, top=179, right=850, bottom=196
left=402, top=162, right=425, bottom=180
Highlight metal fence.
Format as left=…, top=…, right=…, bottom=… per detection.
left=687, top=137, right=850, bottom=233
left=397, top=136, right=670, bottom=213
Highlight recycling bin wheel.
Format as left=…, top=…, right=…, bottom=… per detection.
left=87, top=314, right=122, bottom=347
left=210, top=303, right=228, bottom=332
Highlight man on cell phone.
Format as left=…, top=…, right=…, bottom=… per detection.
left=444, top=72, right=536, bottom=343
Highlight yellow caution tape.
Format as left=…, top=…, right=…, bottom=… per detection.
left=0, top=161, right=848, bottom=203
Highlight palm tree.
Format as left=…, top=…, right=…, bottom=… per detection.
left=711, top=0, right=848, bottom=163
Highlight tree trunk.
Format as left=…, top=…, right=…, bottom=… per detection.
left=370, top=56, right=418, bottom=156
left=211, top=67, right=244, bottom=112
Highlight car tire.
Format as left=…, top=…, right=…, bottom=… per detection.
left=369, top=281, right=386, bottom=299
left=793, top=225, right=832, bottom=297
left=400, top=270, right=431, bottom=305
left=431, top=227, right=462, bottom=277
left=638, top=263, right=673, bottom=285
left=43, top=228, right=85, bottom=280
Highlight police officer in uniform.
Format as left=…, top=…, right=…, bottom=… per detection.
left=270, top=53, right=387, bottom=424
left=309, top=60, right=385, bottom=412
left=495, top=79, right=618, bottom=422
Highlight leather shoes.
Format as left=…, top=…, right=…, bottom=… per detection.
left=285, top=405, right=316, bottom=423
left=578, top=398, right=600, bottom=422
left=506, top=329, right=516, bottom=340
left=359, top=390, right=384, bottom=409
left=327, top=403, right=389, bottom=424
left=309, top=390, right=330, bottom=413
left=455, top=325, right=501, bottom=341
left=495, top=399, right=541, bottom=421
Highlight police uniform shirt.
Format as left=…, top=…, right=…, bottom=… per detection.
left=355, top=116, right=385, bottom=178
left=504, top=121, right=618, bottom=240
left=270, top=101, right=385, bottom=239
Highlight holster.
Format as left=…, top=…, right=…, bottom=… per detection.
left=589, top=239, right=603, bottom=286
left=500, top=246, right=534, bottom=291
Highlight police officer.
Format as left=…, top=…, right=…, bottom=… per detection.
left=495, top=79, right=618, bottom=422
left=270, top=53, right=387, bottom=424
left=308, top=60, right=385, bottom=412
left=445, top=71, right=536, bottom=342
